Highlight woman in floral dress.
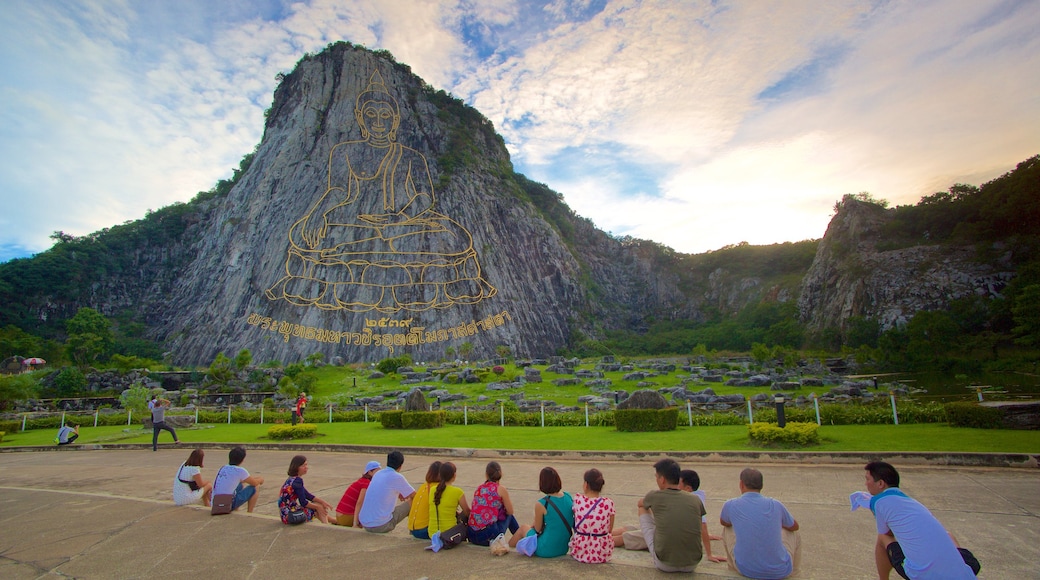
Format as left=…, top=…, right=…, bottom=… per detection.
left=569, top=468, right=616, bottom=563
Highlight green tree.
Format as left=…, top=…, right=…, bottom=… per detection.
left=458, top=342, right=474, bottom=359
left=1012, top=284, right=1040, bottom=346
left=750, top=342, right=772, bottom=364
left=305, top=352, right=325, bottom=366
left=0, top=373, right=38, bottom=410
left=64, top=308, right=114, bottom=367
left=845, top=317, right=880, bottom=349
left=233, top=349, right=253, bottom=370
left=119, top=383, right=151, bottom=417
left=206, top=352, right=235, bottom=386
left=277, top=376, right=299, bottom=399
left=495, top=345, right=512, bottom=360
left=53, top=367, right=87, bottom=396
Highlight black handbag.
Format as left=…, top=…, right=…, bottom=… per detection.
left=436, top=511, right=468, bottom=548
left=285, top=509, right=308, bottom=525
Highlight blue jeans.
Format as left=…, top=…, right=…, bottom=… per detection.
left=231, top=483, right=256, bottom=511
left=468, top=515, right=519, bottom=546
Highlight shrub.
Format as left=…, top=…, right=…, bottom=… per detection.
left=380, top=410, right=404, bottom=429
left=0, top=431, right=4, bottom=442
left=944, top=402, right=1004, bottom=429
left=0, top=420, right=21, bottom=434
left=267, top=423, right=318, bottom=440
left=615, top=408, right=679, bottom=432
left=53, top=367, right=87, bottom=396
left=492, top=365, right=504, bottom=375
left=748, top=422, right=820, bottom=446
left=376, top=355, right=412, bottom=374
left=401, top=411, right=445, bottom=429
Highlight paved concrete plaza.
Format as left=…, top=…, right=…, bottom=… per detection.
left=0, top=446, right=1037, bottom=578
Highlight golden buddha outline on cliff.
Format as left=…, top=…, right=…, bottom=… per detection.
left=265, top=70, right=496, bottom=313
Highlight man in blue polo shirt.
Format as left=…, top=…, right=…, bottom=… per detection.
left=720, top=468, right=800, bottom=579
left=865, top=461, right=979, bottom=579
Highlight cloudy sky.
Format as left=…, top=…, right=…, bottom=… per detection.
left=1, top=0, right=1037, bottom=262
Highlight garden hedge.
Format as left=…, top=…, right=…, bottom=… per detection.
left=267, top=424, right=318, bottom=440
left=748, top=422, right=820, bottom=446
left=944, top=402, right=1004, bottom=429
left=615, top=408, right=679, bottom=432
left=401, top=411, right=446, bottom=429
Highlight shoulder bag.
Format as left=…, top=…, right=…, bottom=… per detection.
left=211, top=466, right=235, bottom=515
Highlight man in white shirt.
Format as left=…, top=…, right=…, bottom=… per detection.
left=356, top=450, right=415, bottom=532
left=212, top=446, right=265, bottom=513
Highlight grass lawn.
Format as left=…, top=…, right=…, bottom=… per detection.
left=4, top=422, right=1038, bottom=453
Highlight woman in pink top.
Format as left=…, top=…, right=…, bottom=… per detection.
left=467, top=461, right=520, bottom=545
left=569, top=468, right=616, bottom=563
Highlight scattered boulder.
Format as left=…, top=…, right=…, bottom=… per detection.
left=617, top=389, right=668, bottom=410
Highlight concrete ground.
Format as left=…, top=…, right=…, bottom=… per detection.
left=0, top=446, right=1037, bottom=579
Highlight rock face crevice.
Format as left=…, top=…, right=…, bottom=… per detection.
left=797, top=199, right=1015, bottom=334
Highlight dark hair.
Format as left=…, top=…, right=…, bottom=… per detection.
left=185, top=448, right=205, bottom=467
left=654, top=458, right=680, bottom=485
left=425, top=461, right=443, bottom=484
left=865, top=461, right=900, bottom=488
left=485, top=461, right=502, bottom=482
left=739, top=468, right=764, bottom=491
left=434, top=462, right=456, bottom=506
left=229, top=446, right=246, bottom=466
left=387, top=450, right=405, bottom=470
left=680, top=469, right=700, bottom=491
left=538, top=466, right=562, bottom=494
left=288, top=455, right=307, bottom=477
left=584, top=468, right=605, bottom=493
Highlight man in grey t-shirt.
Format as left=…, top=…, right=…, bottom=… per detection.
left=149, top=395, right=180, bottom=451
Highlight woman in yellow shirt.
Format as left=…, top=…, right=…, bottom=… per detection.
left=429, top=462, right=470, bottom=536
left=408, top=461, right=442, bottom=539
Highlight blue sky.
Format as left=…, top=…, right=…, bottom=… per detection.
left=1, top=0, right=1037, bottom=262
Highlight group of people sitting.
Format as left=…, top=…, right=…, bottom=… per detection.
left=171, top=448, right=980, bottom=579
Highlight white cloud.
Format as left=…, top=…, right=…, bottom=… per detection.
left=0, top=0, right=1037, bottom=262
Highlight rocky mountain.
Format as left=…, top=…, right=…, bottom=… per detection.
left=1, top=44, right=1034, bottom=365
left=797, top=197, right=1017, bottom=334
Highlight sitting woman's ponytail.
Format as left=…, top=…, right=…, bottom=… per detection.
left=433, top=461, right=456, bottom=506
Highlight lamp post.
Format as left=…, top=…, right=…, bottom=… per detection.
left=774, top=394, right=786, bottom=428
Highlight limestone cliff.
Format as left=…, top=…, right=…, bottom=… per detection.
left=797, top=198, right=1015, bottom=333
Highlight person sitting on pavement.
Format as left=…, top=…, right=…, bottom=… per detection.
left=508, top=466, right=575, bottom=558
left=568, top=468, right=616, bottom=564
left=212, top=446, right=264, bottom=513
left=680, top=468, right=726, bottom=563
left=467, top=460, right=520, bottom=546
left=428, top=462, right=470, bottom=539
left=720, top=467, right=801, bottom=579
left=408, top=460, right=442, bottom=539
left=356, top=450, right=415, bottom=532
left=863, top=461, right=980, bottom=579
left=173, top=448, right=213, bottom=506
left=632, top=458, right=705, bottom=573
left=55, top=424, right=79, bottom=446
left=279, top=455, right=333, bottom=524
left=335, top=460, right=381, bottom=527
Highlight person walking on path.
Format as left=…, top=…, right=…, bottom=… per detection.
left=862, top=461, right=980, bottom=580
left=149, top=395, right=180, bottom=451
left=720, top=467, right=801, bottom=579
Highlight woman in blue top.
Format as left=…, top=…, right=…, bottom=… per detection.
left=509, top=466, right=574, bottom=557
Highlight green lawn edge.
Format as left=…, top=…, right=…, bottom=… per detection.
left=3, top=422, right=1038, bottom=453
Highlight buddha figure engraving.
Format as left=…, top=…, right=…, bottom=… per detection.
left=266, top=70, right=497, bottom=313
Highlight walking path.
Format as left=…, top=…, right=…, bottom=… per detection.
left=0, top=446, right=1037, bottom=578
